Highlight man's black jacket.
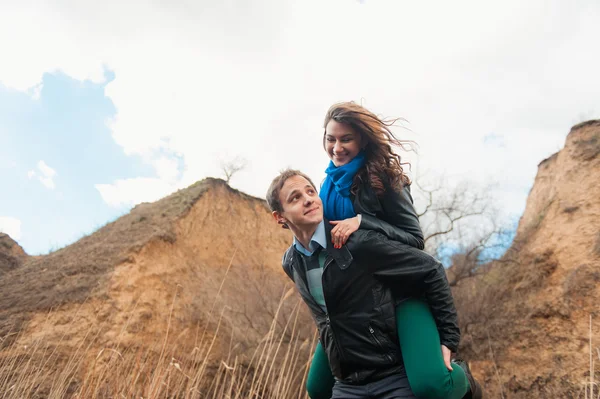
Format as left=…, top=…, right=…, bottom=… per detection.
left=282, top=222, right=459, bottom=384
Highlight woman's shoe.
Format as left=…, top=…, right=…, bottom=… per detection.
left=453, top=358, right=483, bottom=399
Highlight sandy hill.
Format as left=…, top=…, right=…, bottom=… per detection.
left=456, top=120, right=600, bottom=398
left=0, top=233, right=27, bottom=273
left=0, top=178, right=313, bottom=398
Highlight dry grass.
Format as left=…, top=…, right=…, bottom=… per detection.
left=0, top=286, right=313, bottom=399
left=577, top=315, right=600, bottom=399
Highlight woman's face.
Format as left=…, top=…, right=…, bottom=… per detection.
left=324, top=120, right=363, bottom=167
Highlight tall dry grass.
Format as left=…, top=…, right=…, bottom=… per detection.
left=0, top=287, right=314, bottom=398
left=579, top=315, right=600, bottom=399
left=0, top=250, right=314, bottom=398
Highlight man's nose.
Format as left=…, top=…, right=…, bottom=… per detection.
left=303, top=195, right=314, bottom=206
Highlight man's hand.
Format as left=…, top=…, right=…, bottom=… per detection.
left=441, top=345, right=453, bottom=371
left=329, top=217, right=360, bottom=249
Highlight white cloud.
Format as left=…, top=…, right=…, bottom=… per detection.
left=94, top=152, right=184, bottom=207
left=37, top=160, right=56, bottom=177
left=39, top=176, right=55, bottom=190
left=154, top=156, right=181, bottom=182
left=2, top=0, right=599, bottom=220
left=29, top=160, right=57, bottom=189
left=0, top=217, right=22, bottom=240
left=95, top=178, right=177, bottom=208
left=30, top=83, right=43, bottom=100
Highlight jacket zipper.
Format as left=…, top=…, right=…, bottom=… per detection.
left=324, top=256, right=334, bottom=270
left=368, top=326, right=382, bottom=346
left=322, top=254, right=347, bottom=363
left=369, top=325, right=394, bottom=363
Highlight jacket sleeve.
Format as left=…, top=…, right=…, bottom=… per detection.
left=363, top=230, right=460, bottom=351
left=360, top=213, right=424, bottom=249
left=281, top=247, right=296, bottom=282
left=358, top=183, right=425, bottom=250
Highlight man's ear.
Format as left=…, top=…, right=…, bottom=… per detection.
left=272, top=211, right=289, bottom=229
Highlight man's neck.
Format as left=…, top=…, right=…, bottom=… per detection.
left=291, top=223, right=320, bottom=251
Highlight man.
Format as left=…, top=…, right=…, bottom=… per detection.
left=266, top=169, right=479, bottom=398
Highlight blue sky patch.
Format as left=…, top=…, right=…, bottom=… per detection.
left=0, top=70, right=154, bottom=254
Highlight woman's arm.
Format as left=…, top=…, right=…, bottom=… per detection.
left=376, top=181, right=425, bottom=249
left=331, top=182, right=425, bottom=249
left=360, top=212, right=424, bottom=249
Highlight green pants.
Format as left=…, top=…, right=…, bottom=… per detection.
left=306, top=299, right=470, bottom=399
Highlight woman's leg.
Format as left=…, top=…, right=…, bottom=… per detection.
left=306, top=341, right=335, bottom=399
left=396, top=299, right=470, bottom=399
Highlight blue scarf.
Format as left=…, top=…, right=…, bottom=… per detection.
left=320, top=152, right=366, bottom=221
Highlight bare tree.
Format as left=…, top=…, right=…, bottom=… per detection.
left=444, top=225, right=516, bottom=286
left=220, top=156, right=248, bottom=184
left=414, top=178, right=493, bottom=248
left=412, top=175, right=515, bottom=284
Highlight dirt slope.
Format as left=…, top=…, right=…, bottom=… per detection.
left=457, top=120, right=600, bottom=398
left=0, top=178, right=311, bottom=396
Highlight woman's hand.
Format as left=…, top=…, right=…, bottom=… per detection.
left=441, top=345, right=453, bottom=371
left=329, top=217, right=360, bottom=249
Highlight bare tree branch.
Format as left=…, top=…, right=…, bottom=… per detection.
left=424, top=208, right=486, bottom=244
left=220, top=156, right=248, bottom=184
left=411, top=173, right=515, bottom=286
left=413, top=178, right=440, bottom=218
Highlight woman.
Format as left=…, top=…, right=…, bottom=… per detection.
left=306, top=102, right=481, bottom=399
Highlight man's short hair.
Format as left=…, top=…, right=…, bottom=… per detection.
left=266, top=169, right=317, bottom=213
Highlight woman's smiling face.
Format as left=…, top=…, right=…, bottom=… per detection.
left=324, top=120, right=363, bottom=167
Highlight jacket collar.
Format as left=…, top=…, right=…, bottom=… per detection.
left=292, top=220, right=326, bottom=256
left=283, top=219, right=354, bottom=272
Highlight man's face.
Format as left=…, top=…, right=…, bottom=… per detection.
left=273, top=175, right=323, bottom=231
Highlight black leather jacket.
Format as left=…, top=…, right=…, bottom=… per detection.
left=282, top=222, right=458, bottom=383
left=354, top=178, right=425, bottom=250
left=353, top=178, right=461, bottom=343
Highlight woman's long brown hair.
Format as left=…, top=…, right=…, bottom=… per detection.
left=323, top=101, right=413, bottom=196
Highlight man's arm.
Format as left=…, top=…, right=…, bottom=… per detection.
left=281, top=247, right=296, bottom=282
left=362, top=230, right=460, bottom=352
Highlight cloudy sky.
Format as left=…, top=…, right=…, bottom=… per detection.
left=0, top=0, right=598, bottom=254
